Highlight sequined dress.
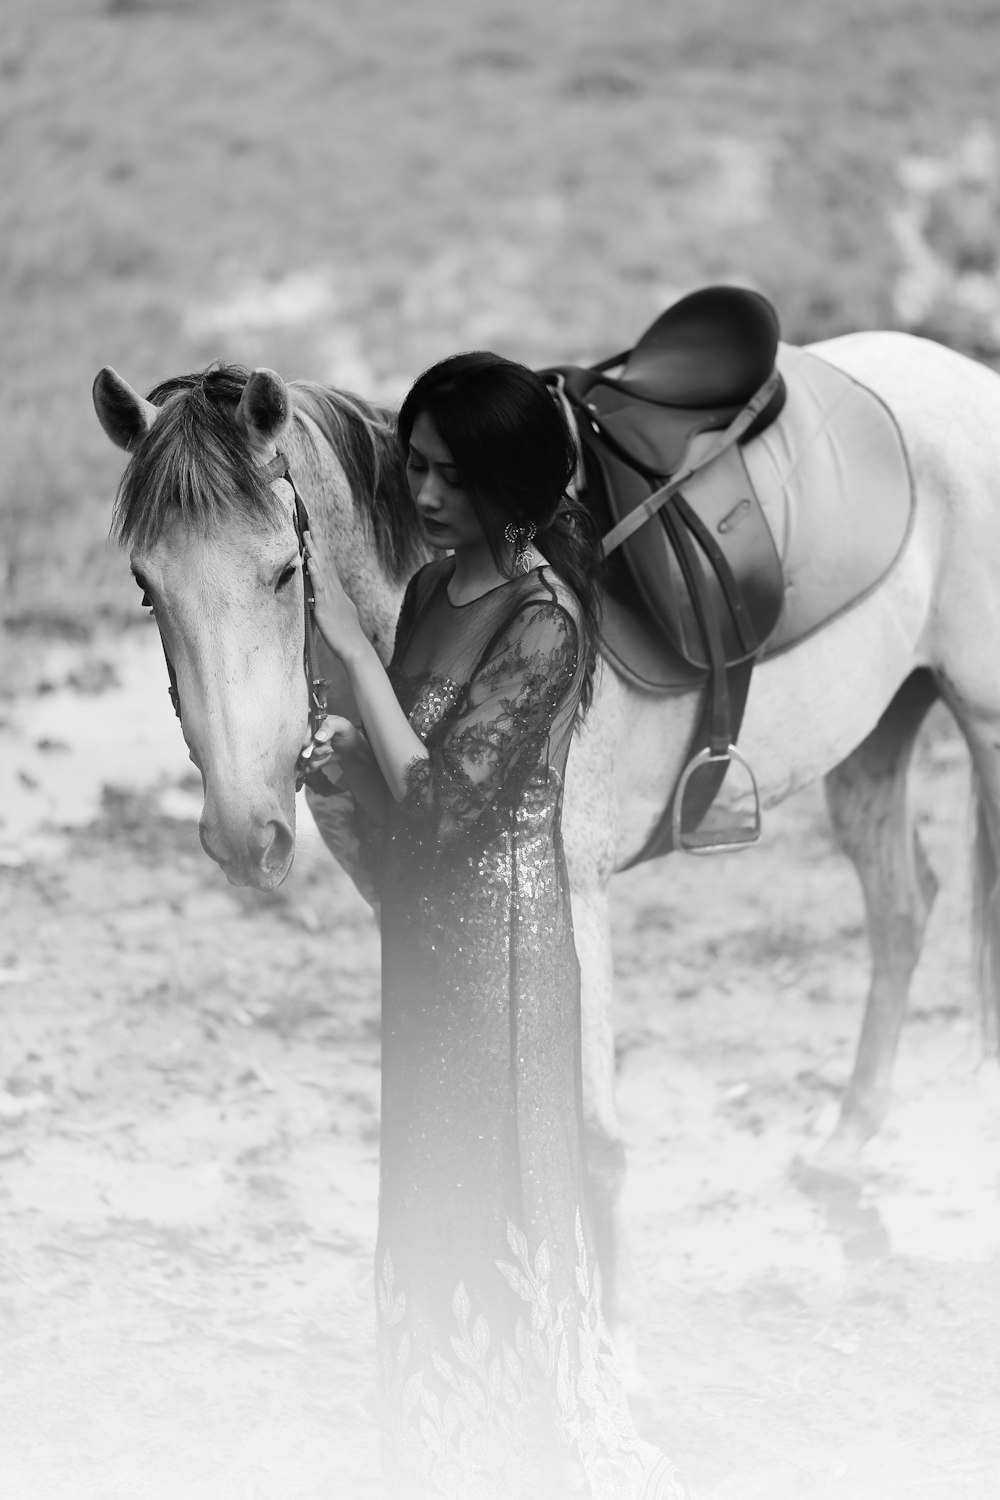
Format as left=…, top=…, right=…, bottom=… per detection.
left=353, top=557, right=692, bottom=1500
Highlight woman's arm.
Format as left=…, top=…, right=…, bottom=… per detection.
left=303, top=719, right=394, bottom=824
left=336, top=637, right=429, bottom=802
left=388, top=599, right=581, bottom=869
left=304, top=532, right=429, bottom=802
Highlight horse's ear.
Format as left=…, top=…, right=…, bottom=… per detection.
left=236, top=368, right=292, bottom=453
left=93, top=367, right=159, bottom=452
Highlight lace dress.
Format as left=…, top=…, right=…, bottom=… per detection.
left=340, top=558, right=693, bottom=1500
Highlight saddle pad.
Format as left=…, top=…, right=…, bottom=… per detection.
left=745, top=342, right=913, bottom=656
left=600, top=342, right=914, bottom=690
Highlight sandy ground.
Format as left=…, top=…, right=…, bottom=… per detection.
left=1, top=622, right=999, bottom=1500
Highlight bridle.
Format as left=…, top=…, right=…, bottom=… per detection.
left=151, top=450, right=330, bottom=793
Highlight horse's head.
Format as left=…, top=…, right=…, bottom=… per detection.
left=93, top=363, right=422, bottom=890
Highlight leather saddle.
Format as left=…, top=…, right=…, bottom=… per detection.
left=541, top=285, right=789, bottom=856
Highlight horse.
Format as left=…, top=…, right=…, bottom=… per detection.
left=92, top=332, right=1000, bottom=1338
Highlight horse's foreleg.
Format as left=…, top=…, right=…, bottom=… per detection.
left=817, top=670, right=940, bottom=1179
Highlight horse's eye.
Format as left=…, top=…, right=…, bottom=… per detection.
left=133, top=574, right=153, bottom=610
left=276, top=561, right=297, bottom=592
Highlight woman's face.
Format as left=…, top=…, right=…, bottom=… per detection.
left=405, top=413, right=491, bottom=553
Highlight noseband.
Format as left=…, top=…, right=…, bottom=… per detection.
left=154, top=451, right=330, bottom=793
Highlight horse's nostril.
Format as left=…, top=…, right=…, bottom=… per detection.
left=199, top=821, right=225, bottom=866
left=198, top=809, right=294, bottom=888
left=261, top=818, right=294, bottom=876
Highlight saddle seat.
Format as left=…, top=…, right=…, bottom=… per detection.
left=614, top=283, right=782, bottom=406
left=556, top=285, right=788, bottom=482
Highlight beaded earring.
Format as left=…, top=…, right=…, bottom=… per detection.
left=504, top=519, right=537, bottom=574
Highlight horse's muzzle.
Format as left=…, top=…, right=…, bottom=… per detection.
left=199, top=814, right=295, bottom=889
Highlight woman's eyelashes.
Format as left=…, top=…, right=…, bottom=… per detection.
left=406, top=451, right=461, bottom=488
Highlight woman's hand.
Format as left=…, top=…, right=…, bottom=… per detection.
left=300, top=713, right=363, bottom=772
left=303, top=529, right=368, bottom=661
left=304, top=529, right=429, bottom=803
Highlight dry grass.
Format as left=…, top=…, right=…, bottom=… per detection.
left=4, top=0, right=1000, bottom=622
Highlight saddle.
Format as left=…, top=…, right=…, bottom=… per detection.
left=542, top=286, right=789, bottom=856
left=542, top=286, right=914, bottom=863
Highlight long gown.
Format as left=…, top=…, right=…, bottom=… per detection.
left=345, top=557, right=694, bottom=1499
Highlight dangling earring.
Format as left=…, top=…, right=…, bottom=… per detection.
left=504, top=519, right=537, bottom=574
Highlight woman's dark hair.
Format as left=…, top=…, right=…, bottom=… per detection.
left=397, top=351, right=603, bottom=711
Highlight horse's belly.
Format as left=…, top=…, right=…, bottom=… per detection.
left=605, top=507, right=935, bottom=862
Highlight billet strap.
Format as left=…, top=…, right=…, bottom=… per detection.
left=600, top=369, right=782, bottom=558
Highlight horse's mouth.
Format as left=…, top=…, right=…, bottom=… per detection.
left=221, top=859, right=292, bottom=892
left=199, top=816, right=295, bottom=891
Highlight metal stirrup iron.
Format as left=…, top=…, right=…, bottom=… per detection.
left=671, top=744, right=762, bottom=854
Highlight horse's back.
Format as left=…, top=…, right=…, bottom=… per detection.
left=808, top=328, right=1000, bottom=422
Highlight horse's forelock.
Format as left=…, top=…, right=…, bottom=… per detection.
left=111, top=365, right=284, bottom=552
left=109, top=365, right=428, bottom=582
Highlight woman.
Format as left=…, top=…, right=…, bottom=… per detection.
left=305, top=353, right=693, bottom=1499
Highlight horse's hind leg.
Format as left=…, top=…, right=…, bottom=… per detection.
left=935, top=675, right=1000, bottom=1055
left=815, top=669, right=940, bottom=1179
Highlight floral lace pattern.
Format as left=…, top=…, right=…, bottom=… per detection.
left=368, top=560, right=695, bottom=1500
left=378, top=1214, right=693, bottom=1500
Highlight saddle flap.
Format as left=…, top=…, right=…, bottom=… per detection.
left=666, top=441, right=785, bottom=666
left=586, top=435, right=784, bottom=669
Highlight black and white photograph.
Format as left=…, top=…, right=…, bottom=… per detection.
left=2, top=2, right=999, bottom=1497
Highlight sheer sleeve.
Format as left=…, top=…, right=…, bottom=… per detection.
left=388, top=566, right=425, bottom=667
left=393, top=599, right=580, bottom=870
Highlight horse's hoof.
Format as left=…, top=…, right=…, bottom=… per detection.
left=790, top=1152, right=861, bottom=1201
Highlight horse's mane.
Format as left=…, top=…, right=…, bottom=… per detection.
left=289, top=380, right=425, bottom=581
left=112, top=364, right=425, bottom=583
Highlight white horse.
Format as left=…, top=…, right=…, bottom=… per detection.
left=93, top=332, right=1000, bottom=1333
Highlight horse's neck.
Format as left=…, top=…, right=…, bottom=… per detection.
left=291, top=419, right=413, bottom=665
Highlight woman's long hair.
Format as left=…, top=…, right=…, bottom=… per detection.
left=397, top=352, right=603, bottom=712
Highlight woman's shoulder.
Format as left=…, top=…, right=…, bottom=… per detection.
left=486, top=567, right=582, bottom=657
left=515, top=566, right=583, bottom=630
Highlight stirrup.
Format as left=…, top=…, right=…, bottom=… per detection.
left=672, top=744, right=762, bottom=854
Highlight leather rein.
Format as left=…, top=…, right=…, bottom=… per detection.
left=152, top=450, right=330, bottom=793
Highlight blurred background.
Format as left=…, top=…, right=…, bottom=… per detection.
left=3, top=2, right=1000, bottom=1498
left=5, top=0, right=1000, bottom=627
